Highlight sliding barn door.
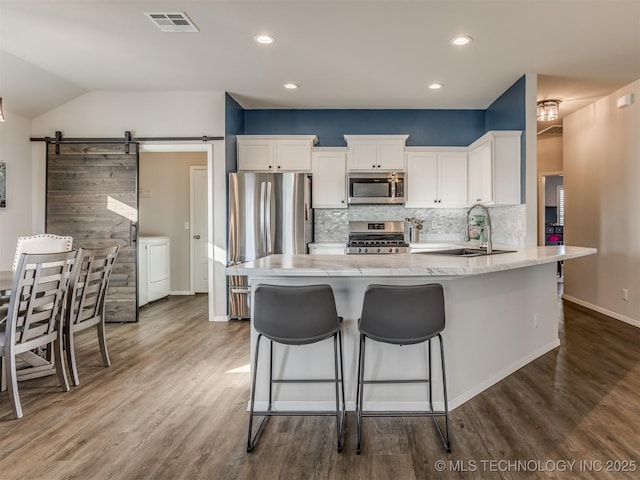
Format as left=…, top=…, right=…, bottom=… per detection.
left=46, top=143, right=139, bottom=323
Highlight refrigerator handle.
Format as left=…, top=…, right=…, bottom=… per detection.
left=259, top=181, right=266, bottom=255
left=265, top=181, right=273, bottom=255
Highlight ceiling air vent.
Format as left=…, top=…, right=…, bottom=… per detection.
left=145, top=12, right=199, bottom=33
left=537, top=125, right=563, bottom=135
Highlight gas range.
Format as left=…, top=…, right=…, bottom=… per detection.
left=346, top=221, right=409, bottom=254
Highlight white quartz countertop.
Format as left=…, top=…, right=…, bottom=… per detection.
left=226, top=245, right=597, bottom=277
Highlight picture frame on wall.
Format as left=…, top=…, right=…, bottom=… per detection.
left=0, top=162, right=6, bottom=208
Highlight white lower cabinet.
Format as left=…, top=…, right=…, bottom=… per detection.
left=405, top=150, right=467, bottom=207
left=309, top=243, right=346, bottom=255
left=138, top=236, right=171, bottom=307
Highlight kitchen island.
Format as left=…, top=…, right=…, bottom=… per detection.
left=227, top=245, right=596, bottom=412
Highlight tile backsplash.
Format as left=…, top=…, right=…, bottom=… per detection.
left=314, top=204, right=526, bottom=246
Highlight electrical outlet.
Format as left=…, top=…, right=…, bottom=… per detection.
left=533, top=313, right=539, bottom=329
left=184, top=221, right=190, bottom=230
left=622, top=288, right=629, bottom=301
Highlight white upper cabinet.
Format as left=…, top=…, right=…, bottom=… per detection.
left=405, top=149, right=467, bottom=207
left=237, top=135, right=317, bottom=171
left=344, top=135, right=408, bottom=171
left=467, top=140, right=493, bottom=204
left=311, top=148, right=348, bottom=208
left=468, top=131, right=521, bottom=205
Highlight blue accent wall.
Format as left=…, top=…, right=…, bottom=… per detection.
left=485, top=75, right=527, bottom=201
left=227, top=75, right=528, bottom=202
left=225, top=93, right=244, bottom=173
left=243, top=109, right=485, bottom=147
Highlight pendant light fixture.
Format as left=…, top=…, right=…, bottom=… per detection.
left=537, top=100, right=560, bottom=122
left=0, top=98, right=5, bottom=122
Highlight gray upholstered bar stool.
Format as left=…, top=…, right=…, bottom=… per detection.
left=247, top=284, right=345, bottom=453
left=356, top=283, right=451, bottom=454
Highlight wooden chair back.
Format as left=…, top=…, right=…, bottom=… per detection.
left=6, top=250, right=77, bottom=352
left=67, top=245, right=120, bottom=330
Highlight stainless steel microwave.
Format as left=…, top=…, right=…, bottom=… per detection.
left=348, top=172, right=405, bottom=205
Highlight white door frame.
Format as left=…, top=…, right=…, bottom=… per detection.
left=538, top=171, right=563, bottom=245
left=139, top=142, right=227, bottom=322
left=190, top=166, right=208, bottom=293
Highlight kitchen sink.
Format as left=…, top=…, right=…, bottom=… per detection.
left=416, top=248, right=517, bottom=257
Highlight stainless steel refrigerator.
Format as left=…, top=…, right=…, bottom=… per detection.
left=228, top=172, right=313, bottom=319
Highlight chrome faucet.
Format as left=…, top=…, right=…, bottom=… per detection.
left=465, top=203, right=492, bottom=254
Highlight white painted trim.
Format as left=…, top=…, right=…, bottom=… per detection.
left=212, top=315, right=230, bottom=322
left=538, top=171, right=564, bottom=245
left=170, top=291, right=194, bottom=296
left=562, top=294, right=640, bottom=328
left=448, top=339, right=560, bottom=410
left=524, top=72, right=539, bottom=247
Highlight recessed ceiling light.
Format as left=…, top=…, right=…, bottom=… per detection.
left=451, top=35, right=473, bottom=46
left=254, top=34, right=275, bottom=45
left=428, top=83, right=444, bottom=90
left=283, top=83, right=299, bottom=90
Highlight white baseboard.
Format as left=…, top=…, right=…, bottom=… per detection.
left=562, top=294, right=640, bottom=328
left=448, top=339, right=561, bottom=410
left=212, top=315, right=229, bottom=322
left=170, top=291, right=194, bottom=296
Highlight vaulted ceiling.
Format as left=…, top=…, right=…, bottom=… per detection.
left=1, top=1, right=639, bottom=123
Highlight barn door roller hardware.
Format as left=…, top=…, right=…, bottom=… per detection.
left=31, top=131, right=224, bottom=152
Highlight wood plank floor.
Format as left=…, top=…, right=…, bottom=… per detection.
left=1, top=294, right=639, bottom=479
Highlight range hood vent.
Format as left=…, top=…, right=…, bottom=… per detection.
left=145, top=12, right=199, bottom=33
left=537, top=125, right=563, bottom=135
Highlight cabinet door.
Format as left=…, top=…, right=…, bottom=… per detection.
left=405, top=151, right=438, bottom=207
left=312, top=151, right=347, bottom=208
left=493, top=134, right=521, bottom=205
left=238, top=139, right=275, bottom=171
left=378, top=141, right=405, bottom=170
left=276, top=139, right=312, bottom=171
left=468, top=141, right=493, bottom=204
left=438, top=152, right=468, bottom=206
left=349, top=141, right=379, bottom=170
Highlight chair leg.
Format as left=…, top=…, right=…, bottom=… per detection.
left=247, top=334, right=269, bottom=453
left=54, top=336, right=70, bottom=393
left=428, top=338, right=433, bottom=412
left=66, top=326, right=80, bottom=387
left=5, top=351, right=23, bottom=419
left=432, top=333, right=451, bottom=453
left=356, top=334, right=366, bottom=454
left=97, top=320, right=111, bottom=367
left=333, top=332, right=345, bottom=453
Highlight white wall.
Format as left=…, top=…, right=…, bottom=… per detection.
left=0, top=110, right=33, bottom=270
left=563, top=79, right=640, bottom=327
left=30, top=91, right=228, bottom=318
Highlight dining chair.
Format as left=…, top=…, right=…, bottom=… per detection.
left=0, top=250, right=78, bottom=418
left=65, top=245, right=120, bottom=386
left=12, top=234, right=74, bottom=272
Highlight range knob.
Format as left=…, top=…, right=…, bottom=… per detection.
left=358, top=248, right=362, bottom=253
left=363, top=248, right=368, bottom=253
left=376, top=248, right=381, bottom=253
left=388, top=248, right=393, bottom=253
left=395, top=248, right=400, bottom=253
